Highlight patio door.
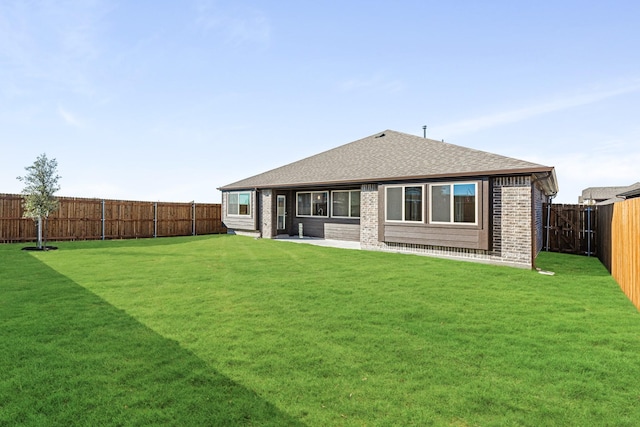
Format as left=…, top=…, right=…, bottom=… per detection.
left=276, top=195, right=286, bottom=233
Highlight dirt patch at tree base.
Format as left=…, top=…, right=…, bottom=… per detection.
left=21, top=246, right=58, bottom=251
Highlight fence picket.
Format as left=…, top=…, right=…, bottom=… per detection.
left=610, top=198, right=640, bottom=310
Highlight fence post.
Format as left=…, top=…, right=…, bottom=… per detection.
left=192, top=202, right=196, bottom=236
left=101, top=199, right=105, bottom=240
left=154, top=202, right=158, bottom=238
left=586, top=206, right=591, bottom=256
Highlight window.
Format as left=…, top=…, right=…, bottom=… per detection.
left=385, top=186, right=423, bottom=222
left=331, top=190, right=360, bottom=218
left=228, top=191, right=251, bottom=216
left=297, top=191, right=328, bottom=217
left=430, top=183, right=477, bottom=224
left=297, top=193, right=311, bottom=216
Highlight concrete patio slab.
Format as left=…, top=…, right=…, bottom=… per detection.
left=273, top=236, right=361, bottom=250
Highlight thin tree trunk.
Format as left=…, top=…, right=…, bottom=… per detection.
left=43, top=216, right=48, bottom=249
left=37, top=216, right=43, bottom=249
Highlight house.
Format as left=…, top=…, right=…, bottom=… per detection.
left=579, top=182, right=640, bottom=205
left=218, top=130, right=558, bottom=269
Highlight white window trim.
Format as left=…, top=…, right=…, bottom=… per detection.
left=227, top=191, right=252, bottom=217
left=428, top=182, right=478, bottom=225
left=296, top=191, right=329, bottom=218
left=385, top=185, right=424, bottom=223
left=331, top=190, right=361, bottom=218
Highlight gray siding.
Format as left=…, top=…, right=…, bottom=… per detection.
left=292, top=217, right=325, bottom=237
left=325, top=223, right=360, bottom=241
left=292, top=216, right=360, bottom=239
left=383, top=224, right=486, bottom=249
left=221, top=190, right=258, bottom=231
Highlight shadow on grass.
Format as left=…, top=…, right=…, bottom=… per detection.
left=0, top=250, right=303, bottom=427
left=40, top=234, right=232, bottom=251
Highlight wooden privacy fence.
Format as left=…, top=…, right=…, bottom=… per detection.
left=542, top=203, right=597, bottom=256
left=600, top=198, right=640, bottom=310
left=596, top=204, right=614, bottom=273
left=0, top=194, right=225, bottom=243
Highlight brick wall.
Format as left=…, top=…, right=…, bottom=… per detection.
left=492, top=176, right=532, bottom=266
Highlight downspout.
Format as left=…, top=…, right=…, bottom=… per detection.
left=531, top=170, right=556, bottom=252
left=532, top=176, right=556, bottom=270
left=254, top=189, right=261, bottom=238
left=531, top=181, right=536, bottom=269
left=546, top=195, right=554, bottom=251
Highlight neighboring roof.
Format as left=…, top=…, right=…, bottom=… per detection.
left=581, top=185, right=634, bottom=202
left=582, top=182, right=640, bottom=205
left=618, top=186, right=640, bottom=200
left=219, top=129, right=558, bottom=195
left=612, top=182, right=640, bottom=202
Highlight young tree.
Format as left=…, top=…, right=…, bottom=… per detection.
left=17, top=153, right=61, bottom=249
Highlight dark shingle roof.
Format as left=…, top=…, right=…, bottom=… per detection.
left=618, top=185, right=640, bottom=199
left=219, top=129, right=556, bottom=192
left=582, top=182, right=640, bottom=204
left=581, top=185, right=633, bottom=201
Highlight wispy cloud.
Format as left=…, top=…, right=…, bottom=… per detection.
left=433, top=81, right=640, bottom=137
left=58, top=106, right=83, bottom=127
left=194, top=0, right=271, bottom=46
left=340, top=74, right=404, bottom=94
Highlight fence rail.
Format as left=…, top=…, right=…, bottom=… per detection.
left=0, top=194, right=225, bottom=243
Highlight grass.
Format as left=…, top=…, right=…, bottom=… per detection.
left=1, top=235, right=639, bottom=426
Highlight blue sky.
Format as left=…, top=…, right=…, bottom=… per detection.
left=2, top=1, right=639, bottom=203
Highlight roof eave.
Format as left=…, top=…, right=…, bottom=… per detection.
left=532, top=168, right=559, bottom=197
left=617, top=189, right=640, bottom=199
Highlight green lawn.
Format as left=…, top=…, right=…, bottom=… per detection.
left=1, top=235, right=639, bottom=426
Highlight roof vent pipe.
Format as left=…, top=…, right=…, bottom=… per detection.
left=422, top=125, right=427, bottom=138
